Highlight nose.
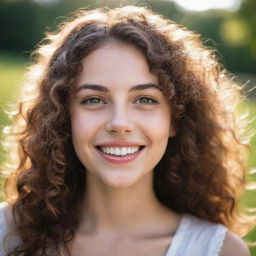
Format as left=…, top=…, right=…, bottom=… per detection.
left=105, top=105, right=134, bottom=134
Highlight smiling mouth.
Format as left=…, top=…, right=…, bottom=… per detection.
left=96, top=146, right=145, bottom=157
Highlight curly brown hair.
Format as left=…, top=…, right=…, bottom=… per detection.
left=1, top=5, right=255, bottom=256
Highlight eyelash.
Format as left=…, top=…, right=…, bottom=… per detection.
left=80, top=96, right=158, bottom=105
left=81, top=97, right=105, bottom=105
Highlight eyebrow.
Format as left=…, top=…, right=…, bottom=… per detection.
left=76, top=83, right=162, bottom=93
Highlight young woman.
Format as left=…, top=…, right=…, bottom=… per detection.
left=0, top=5, right=254, bottom=256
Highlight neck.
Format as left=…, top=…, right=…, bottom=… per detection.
left=78, top=171, right=170, bottom=234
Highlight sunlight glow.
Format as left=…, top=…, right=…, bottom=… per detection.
left=33, top=0, right=60, bottom=5
left=172, top=0, right=241, bottom=12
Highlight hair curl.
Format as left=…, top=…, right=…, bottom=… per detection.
left=1, top=5, right=255, bottom=256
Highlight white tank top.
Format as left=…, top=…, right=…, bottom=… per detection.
left=0, top=202, right=227, bottom=256
left=165, top=213, right=227, bottom=256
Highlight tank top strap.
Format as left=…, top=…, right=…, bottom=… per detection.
left=0, top=202, right=21, bottom=256
left=165, top=213, right=228, bottom=256
left=0, top=202, right=9, bottom=256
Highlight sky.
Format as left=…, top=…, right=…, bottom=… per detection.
left=171, top=0, right=241, bottom=12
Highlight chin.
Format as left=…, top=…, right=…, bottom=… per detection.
left=101, top=173, right=141, bottom=189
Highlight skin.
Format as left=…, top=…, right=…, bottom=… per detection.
left=220, top=231, right=251, bottom=256
left=67, top=40, right=250, bottom=256
left=69, top=40, right=175, bottom=190
left=68, top=40, right=180, bottom=255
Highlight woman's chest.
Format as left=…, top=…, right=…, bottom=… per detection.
left=65, top=233, right=173, bottom=256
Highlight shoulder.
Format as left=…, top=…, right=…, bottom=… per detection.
left=183, top=214, right=248, bottom=256
left=220, top=231, right=250, bottom=256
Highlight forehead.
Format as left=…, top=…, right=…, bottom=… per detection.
left=76, top=40, right=159, bottom=88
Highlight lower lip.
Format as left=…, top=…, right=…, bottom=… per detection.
left=96, top=147, right=145, bottom=164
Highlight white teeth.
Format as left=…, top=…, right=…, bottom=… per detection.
left=100, top=147, right=140, bottom=156
left=121, top=148, right=126, bottom=155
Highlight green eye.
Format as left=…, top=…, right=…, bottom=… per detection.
left=136, top=97, right=158, bottom=104
left=81, top=97, right=105, bottom=105
left=80, top=96, right=158, bottom=105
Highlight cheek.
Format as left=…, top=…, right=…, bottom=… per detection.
left=137, top=110, right=171, bottom=137
left=70, top=111, right=103, bottom=140
left=70, top=111, right=102, bottom=163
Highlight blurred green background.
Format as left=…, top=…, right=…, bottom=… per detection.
left=0, top=0, right=255, bottom=253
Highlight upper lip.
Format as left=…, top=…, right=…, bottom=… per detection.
left=97, top=141, right=145, bottom=147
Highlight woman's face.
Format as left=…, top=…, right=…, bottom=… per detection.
left=69, top=40, right=175, bottom=188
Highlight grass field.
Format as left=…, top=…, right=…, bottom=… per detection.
left=0, top=52, right=256, bottom=253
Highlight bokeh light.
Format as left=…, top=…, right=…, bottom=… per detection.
left=172, top=0, right=241, bottom=12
